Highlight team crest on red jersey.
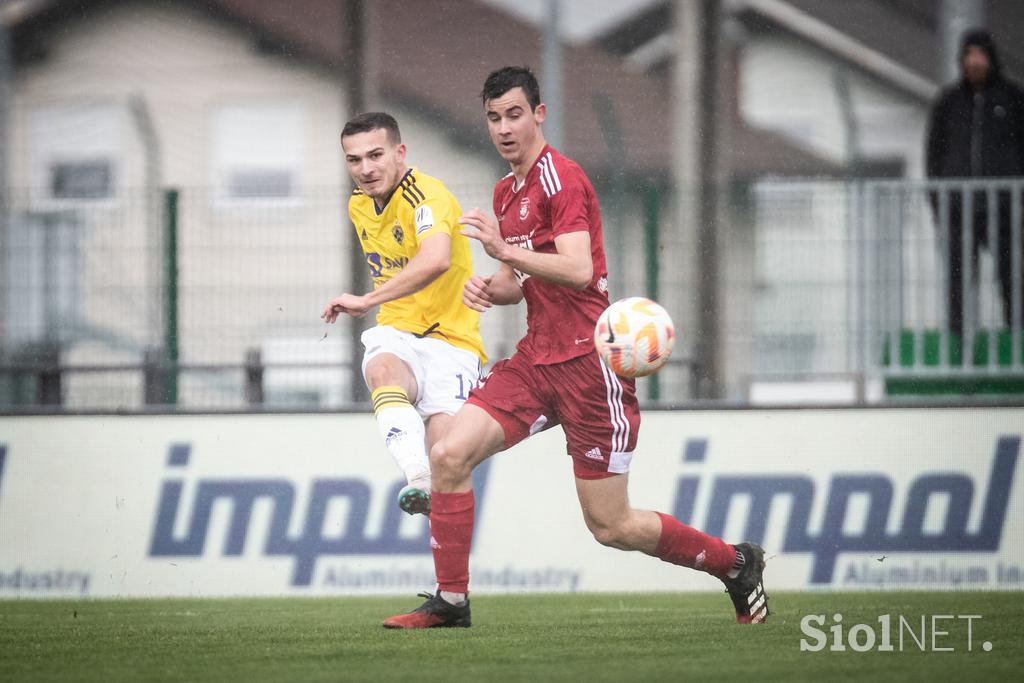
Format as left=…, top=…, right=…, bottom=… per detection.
left=519, top=197, right=530, bottom=220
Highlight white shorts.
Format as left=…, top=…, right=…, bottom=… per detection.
left=360, top=325, right=482, bottom=419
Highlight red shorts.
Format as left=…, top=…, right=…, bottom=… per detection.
left=466, top=349, right=641, bottom=479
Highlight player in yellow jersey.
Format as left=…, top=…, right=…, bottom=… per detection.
left=321, top=112, right=486, bottom=516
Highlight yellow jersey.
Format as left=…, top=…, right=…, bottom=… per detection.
left=349, top=168, right=486, bottom=363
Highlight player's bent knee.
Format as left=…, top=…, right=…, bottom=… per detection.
left=365, top=363, right=402, bottom=389
left=429, top=440, right=472, bottom=480
left=587, top=521, right=630, bottom=549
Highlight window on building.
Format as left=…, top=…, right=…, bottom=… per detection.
left=49, top=160, right=115, bottom=199
left=213, top=104, right=306, bottom=202
left=28, top=103, right=122, bottom=203
left=226, top=169, right=293, bottom=198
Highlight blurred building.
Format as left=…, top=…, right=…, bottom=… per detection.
left=2, top=0, right=1022, bottom=409
left=0, top=0, right=678, bottom=408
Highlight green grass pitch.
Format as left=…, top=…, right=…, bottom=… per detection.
left=1, top=592, right=1021, bottom=682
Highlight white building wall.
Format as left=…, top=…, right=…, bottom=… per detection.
left=740, top=33, right=929, bottom=175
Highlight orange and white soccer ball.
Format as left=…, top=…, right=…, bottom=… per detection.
left=594, top=297, right=675, bottom=378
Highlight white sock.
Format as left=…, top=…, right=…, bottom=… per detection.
left=440, top=591, right=467, bottom=606
left=371, top=386, right=430, bottom=486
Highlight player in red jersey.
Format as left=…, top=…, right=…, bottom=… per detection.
left=383, top=67, right=769, bottom=629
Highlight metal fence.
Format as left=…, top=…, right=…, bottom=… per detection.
left=1, top=186, right=353, bottom=411
left=3, top=178, right=1024, bottom=412
left=750, top=177, right=1024, bottom=402
left=867, top=178, right=1024, bottom=397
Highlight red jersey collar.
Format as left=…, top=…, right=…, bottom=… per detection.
left=512, top=144, right=552, bottom=188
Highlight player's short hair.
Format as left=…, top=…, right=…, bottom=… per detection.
left=481, top=66, right=541, bottom=110
left=341, top=112, right=402, bottom=144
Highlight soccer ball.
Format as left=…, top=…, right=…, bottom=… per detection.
left=593, top=297, right=675, bottom=378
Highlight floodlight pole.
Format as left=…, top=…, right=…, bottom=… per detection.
left=542, top=0, right=564, bottom=150
left=0, top=21, right=9, bottom=351
left=674, top=0, right=725, bottom=399
left=343, top=0, right=375, bottom=404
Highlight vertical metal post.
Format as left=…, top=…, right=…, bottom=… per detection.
left=0, top=20, right=9, bottom=349
left=846, top=182, right=855, bottom=377
left=128, top=95, right=163, bottom=343
left=42, top=215, right=56, bottom=341
left=882, top=186, right=895, bottom=366
left=987, top=185, right=997, bottom=370
left=962, top=183, right=974, bottom=369
left=876, top=186, right=891, bottom=372
left=1012, top=185, right=1022, bottom=367
left=542, top=0, right=564, bottom=150
left=833, top=68, right=861, bottom=172
left=163, top=189, right=179, bottom=405
left=893, top=186, right=905, bottom=365
left=917, top=184, right=933, bottom=370
left=695, top=0, right=724, bottom=398
left=643, top=182, right=660, bottom=401
left=671, top=0, right=704, bottom=400
left=938, top=187, right=950, bottom=367
left=855, top=182, right=867, bottom=396
left=344, top=0, right=373, bottom=405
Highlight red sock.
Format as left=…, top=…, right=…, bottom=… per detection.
left=430, top=490, right=475, bottom=593
left=653, top=512, right=737, bottom=579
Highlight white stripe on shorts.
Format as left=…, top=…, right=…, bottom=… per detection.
left=608, top=450, right=633, bottom=474
left=529, top=414, right=549, bottom=436
left=599, top=357, right=629, bottom=453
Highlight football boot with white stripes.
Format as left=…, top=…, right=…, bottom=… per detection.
left=723, top=542, right=769, bottom=624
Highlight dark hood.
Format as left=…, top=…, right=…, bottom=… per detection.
left=960, top=28, right=1003, bottom=81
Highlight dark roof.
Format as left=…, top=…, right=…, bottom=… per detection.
left=10, top=0, right=352, bottom=70
left=784, top=0, right=1024, bottom=85
left=211, top=0, right=350, bottom=66
left=731, top=124, right=842, bottom=179
left=597, top=2, right=670, bottom=57
left=598, top=0, right=1024, bottom=88
left=369, top=0, right=672, bottom=177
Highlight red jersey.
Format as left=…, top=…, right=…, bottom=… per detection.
left=492, top=145, right=610, bottom=365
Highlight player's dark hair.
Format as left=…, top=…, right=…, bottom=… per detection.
left=481, top=66, right=541, bottom=110
left=341, top=112, right=402, bottom=144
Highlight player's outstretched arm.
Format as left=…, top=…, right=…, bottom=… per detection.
left=463, top=264, right=523, bottom=312
left=321, top=232, right=451, bottom=321
left=459, top=209, right=593, bottom=290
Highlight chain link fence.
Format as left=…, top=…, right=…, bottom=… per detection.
left=3, top=178, right=1024, bottom=412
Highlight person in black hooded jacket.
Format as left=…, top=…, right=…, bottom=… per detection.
left=926, top=29, right=1024, bottom=340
